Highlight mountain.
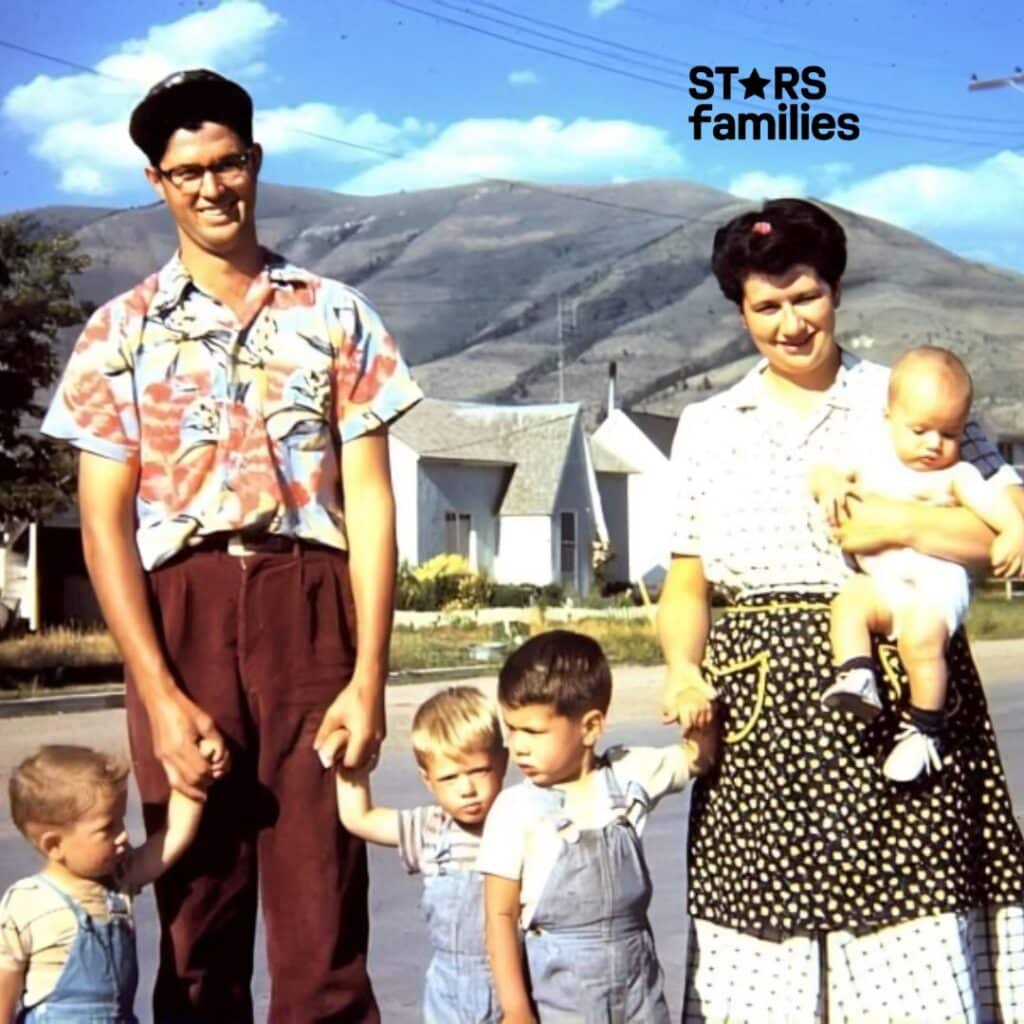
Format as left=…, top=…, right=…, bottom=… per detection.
left=21, top=179, right=1024, bottom=427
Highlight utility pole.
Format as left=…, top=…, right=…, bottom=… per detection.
left=968, top=68, right=1024, bottom=94
left=556, top=296, right=579, bottom=403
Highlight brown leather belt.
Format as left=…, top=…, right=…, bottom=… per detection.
left=199, top=532, right=302, bottom=556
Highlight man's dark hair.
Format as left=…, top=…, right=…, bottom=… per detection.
left=498, top=630, right=612, bottom=717
left=711, top=198, right=847, bottom=306
left=129, top=69, right=253, bottom=166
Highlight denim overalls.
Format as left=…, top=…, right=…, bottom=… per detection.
left=522, top=765, right=670, bottom=1023
left=421, top=818, right=500, bottom=1024
left=20, top=875, right=138, bottom=1023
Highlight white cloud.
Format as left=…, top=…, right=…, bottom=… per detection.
left=508, top=69, right=540, bottom=87
left=728, top=170, right=807, bottom=201
left=0, top=0, right=425, bottom=197
left=256, top=105, right=434, bottom=164
left=826, top=151, right=1024, bottom=233
left=589, top=0, right=625, bottom=15
left=337, top=116, right=684, bottom=195
left=825, top=151, right=1024, bottom=272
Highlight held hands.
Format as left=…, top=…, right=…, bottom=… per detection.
left=991, top=527, right=1024, bottom=579
left=313, top=671, right=386, bottom=771
left=148, top=688, right=229, bottom=800
left=661, top=662, right=717, bottom=732
left=830, top=493, right=906, bottom=556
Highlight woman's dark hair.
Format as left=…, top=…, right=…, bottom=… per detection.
left=498, top=630, right=612, bottom=717
left=711, top=198, right=847, bottom=306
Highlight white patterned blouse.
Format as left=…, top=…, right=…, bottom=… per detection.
left=668, top=351, right=1019, bottom=599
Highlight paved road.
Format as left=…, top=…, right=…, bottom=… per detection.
left=1, top=643, right=1023, bottom=1022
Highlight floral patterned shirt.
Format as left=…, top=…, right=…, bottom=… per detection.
left=42, top=250, right=422, bottom=569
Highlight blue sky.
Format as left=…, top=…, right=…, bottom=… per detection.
left=1, top=0, right=1023, bottom=269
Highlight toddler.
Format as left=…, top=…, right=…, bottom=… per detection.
left=811, top=346, right=1024, bottom=781
left=336, top=685, right=508, bottom=1024
left=479, top=630, right=715, bottom=1024
left=0, top=743, right=225, bottom=1022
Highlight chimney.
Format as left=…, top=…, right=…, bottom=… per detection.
left=606, top=360, right=617, bottom=419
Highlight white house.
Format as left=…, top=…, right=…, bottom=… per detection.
left=589, top=408, right=678, bottom=589
left=389, top=399, right=608, bottom=593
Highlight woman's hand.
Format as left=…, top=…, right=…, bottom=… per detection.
left=991, top=528, right=1024, bottom=579
left=662, top=662, right=717, bottom=732
left=809, top=465, right=860, bottom=529
left=831, top=493, right=909, bottom=556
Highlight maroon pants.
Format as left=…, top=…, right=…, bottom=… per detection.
left=125, top=546, right=379, bottom=1024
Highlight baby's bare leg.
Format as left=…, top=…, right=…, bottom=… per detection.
left=895, top=604, right=949, bottom=712
left=823, top=576, right=893, bottom=721
left=830, top=574, right=894, bottom=665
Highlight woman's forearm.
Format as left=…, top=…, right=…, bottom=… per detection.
left=657, top=556, right=712, bottom=670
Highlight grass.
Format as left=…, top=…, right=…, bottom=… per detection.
left=2, top=593, right=1023, bottom=690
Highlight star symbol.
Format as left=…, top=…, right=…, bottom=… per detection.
left=739, top=68, right=771, bottom=100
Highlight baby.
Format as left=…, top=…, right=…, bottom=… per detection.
left=479, top=630, right=715, bottom=1023
left=336, top=685, right=507, bottom=1024
left=811, top=346, right=1024, bottom=781
left=0, top=743, right=225, bottom=1022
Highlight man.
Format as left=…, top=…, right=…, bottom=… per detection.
left=41, top=69, right=422, bottom=1022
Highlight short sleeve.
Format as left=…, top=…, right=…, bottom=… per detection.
left=961, top=419, right=1022, bottom=487
left=0, top=887, right=29, bottom=972
left=605, top=745, right=690, bottom=806
left=397, top=805, right=433, bottom=875
left=476, top=789, right=527, bottom=881
left=667, top=406, right=703, bottom=556
left=40, top=300, right=139, bottom=462
left=330, top=290, right=423, bottom=444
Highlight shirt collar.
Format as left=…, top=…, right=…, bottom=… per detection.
left=726, top=348, right=863, bottom=412
left=151, top=247, right=315, bottom=313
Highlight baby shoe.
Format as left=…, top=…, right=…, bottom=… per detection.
left=883, top=721, right=944, bottom=782
left=821, top=668, right=883, bottom=722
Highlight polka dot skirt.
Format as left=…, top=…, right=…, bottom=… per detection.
left=687, top=592, right=1024, bottom=938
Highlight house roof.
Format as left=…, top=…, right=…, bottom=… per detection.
left=391, top=398, right=581, bottom=516
left=621, top=410, right=678, bottom=458
left=588, top=437, right=637, bottom=475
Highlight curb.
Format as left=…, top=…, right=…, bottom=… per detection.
left=0, top=665, right=501, bottom=720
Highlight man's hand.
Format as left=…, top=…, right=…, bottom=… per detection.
left=146, top=689, right=225, bottom=800
left=991, top=529, right=1024, bottom=579
left=313, top=672, right=386, bottom=770
left=662, top=662, right=717, bottom=732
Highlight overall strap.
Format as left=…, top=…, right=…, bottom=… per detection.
left=32, top=875, right=90, bottom=927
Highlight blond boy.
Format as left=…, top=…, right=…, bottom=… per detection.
left=336, top=686, right=507, bottom=1024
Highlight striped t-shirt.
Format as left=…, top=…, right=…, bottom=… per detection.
left=397, top=805, right=483, bottom=876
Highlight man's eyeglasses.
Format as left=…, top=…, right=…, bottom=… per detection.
left=156, top=150, right=255, bottom=193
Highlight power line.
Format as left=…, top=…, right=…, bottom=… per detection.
left=417, top=411, right=577, bottom=456
left=393, top=2, right=1024, bottom=143
left=455, top=0, right=1023, bottom=127
left=0, top=39, right=122, bottom=80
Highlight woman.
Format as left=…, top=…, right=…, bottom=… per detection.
left=657, top=198, right=1024, bottom=1022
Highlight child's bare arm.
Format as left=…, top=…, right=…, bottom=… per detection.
left=684, top=720, right=719, bottom=777
left=484, top=874, right=536, bottom=1024
left=124, top=788, right=203, bottom=891
left=335, top=767, right=400, bottom=846
left=0, top=966, right=24, bottom=1024
left=951, top=465, right=1024, bottom=577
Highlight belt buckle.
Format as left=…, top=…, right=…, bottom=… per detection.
left=226, top=532, right=254, bottom=557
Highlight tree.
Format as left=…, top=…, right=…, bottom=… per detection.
left=0, top=215, right=90, bottom=522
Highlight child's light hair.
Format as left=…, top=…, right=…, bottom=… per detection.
left=411, top=686, right=503, bottom=770
left=9, top=745, right=130, bottom=837
left=888, top=345, right=973, bottom=412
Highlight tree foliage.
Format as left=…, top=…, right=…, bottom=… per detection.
left=0, top=215, right=90, bottom=522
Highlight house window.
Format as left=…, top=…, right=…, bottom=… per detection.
left=445, top=512, right=471, bottom=558
left=559, top=511, right=577, bottom=589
